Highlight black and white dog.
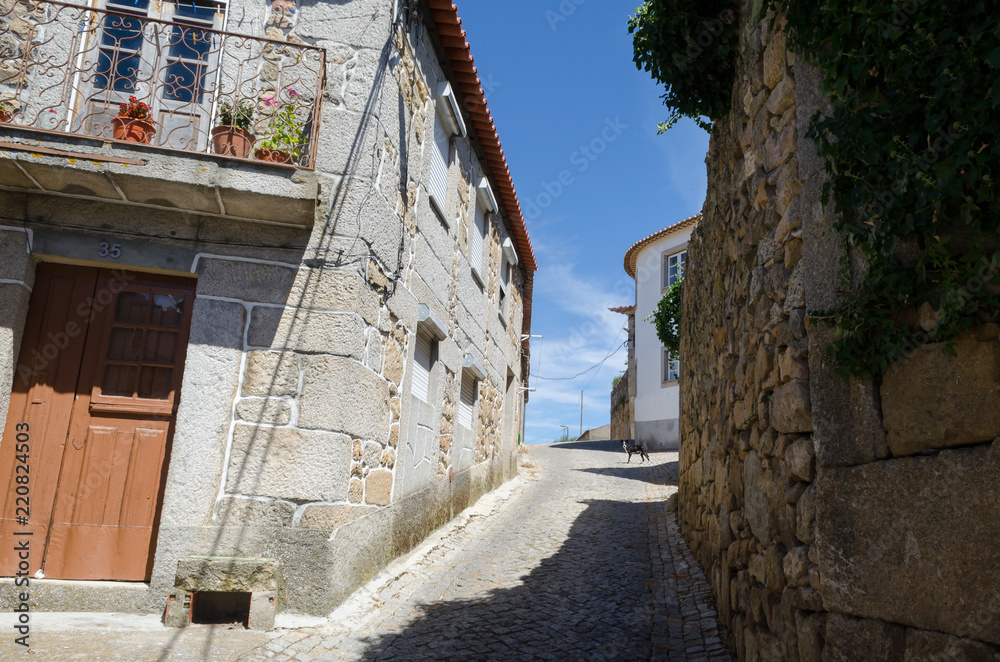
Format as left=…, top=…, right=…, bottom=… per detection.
left=622, top=439, right=650, bottom=463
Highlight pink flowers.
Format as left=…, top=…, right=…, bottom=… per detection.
left=263, top=96, right=276, bottom=107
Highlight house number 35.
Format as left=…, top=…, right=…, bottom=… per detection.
left=98, top=242, right=122, bottom=259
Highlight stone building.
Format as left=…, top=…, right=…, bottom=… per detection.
left=609, top=304, right=635, bottom=441
left=0, top=0, right=535, bottom=627
left=619, top=215, right=698, bottom=450
left=678, top=5, right=999, bottom=661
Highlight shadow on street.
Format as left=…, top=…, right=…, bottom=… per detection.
left=353, top=498, right=658, bottom=661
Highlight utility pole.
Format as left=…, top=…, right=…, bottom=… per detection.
left=580, top=390, right=583, bottom=439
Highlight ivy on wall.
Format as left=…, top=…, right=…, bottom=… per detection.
left=651, top=278, right=683, bottom=360
left=631, top=0, right=1000, bottom=378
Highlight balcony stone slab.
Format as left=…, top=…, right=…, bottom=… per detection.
left=0, top=131, right=319, bottom=227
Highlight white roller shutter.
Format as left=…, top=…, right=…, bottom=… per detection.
left=413, top=331, right=432, bottom=402
left=429, top=115, right=449, bottom=213
left=458, top=372, right=476, bottom=429
left=471, top=203, right=486, bottom=277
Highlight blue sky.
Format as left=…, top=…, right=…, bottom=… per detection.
left=457, top=1, right=709, bottom=443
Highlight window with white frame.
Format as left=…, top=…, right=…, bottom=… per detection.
left=663, top=348, right=680, bottom=384
left=428, top=114, right=450, bottom=215
left=458, top=372, right=477, bottom=429
left=663, top=250, right=686, bottom=289
left=412, top=329, right=434, bottom=402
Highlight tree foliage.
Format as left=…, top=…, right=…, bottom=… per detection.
left=631, top=0, right=1000, bottom=378
left=628, top=0, right=740, bottom=132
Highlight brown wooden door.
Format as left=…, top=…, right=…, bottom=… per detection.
left=0, top=264, right=195, bottom=581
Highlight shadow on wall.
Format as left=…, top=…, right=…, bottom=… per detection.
left=352, top=498, right=664, bottom=660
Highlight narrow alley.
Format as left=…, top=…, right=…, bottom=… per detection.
left=0, top=441, right=731, bottom=661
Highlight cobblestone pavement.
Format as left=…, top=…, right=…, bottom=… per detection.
left=0, top=440, right=731, bottom=661
left=241, top=440, right=732, bottom=661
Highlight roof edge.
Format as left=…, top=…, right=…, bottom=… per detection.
left=424, top=0, right=537, bottom=272
left=623, top=214, right=701, bottom=279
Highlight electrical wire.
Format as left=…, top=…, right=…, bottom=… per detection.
left=534, top=324, right=627, bottom=383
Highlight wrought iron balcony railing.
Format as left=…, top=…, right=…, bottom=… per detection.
left=0, top=0, right=326, bottom=169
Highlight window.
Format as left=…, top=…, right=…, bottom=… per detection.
left=428, top=113, right=450, bottom=215
left=498, top=257, right=509, bottom=318
left=458, top=372, right=477, bottom=429
left=470, top=200, right=487, bottom=279
left=663, top=348, right=680, bottom=384
left=412, top=329, right=434, bottom=402
left=89, top=0, right=225, bottom=149
left=663, top=250, right=686, bottom=289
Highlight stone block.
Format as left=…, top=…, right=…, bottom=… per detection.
left=771, top=379, right=812, bottom=433
left=796, top=611, right=824, bottom=662
left=817, top=441, right=1000, bottom=644
left=365, top=469, right=393, bottom=506
left=384, top=338, right=405, bottom=385
left=226, top=423, right=351, bottom=501
left=823, top=613, right=905, bottom=662
left=299, top=356, right=390, bottom=442
left=744, top=451, right=776, bottom=543
left=174, top=556, right=278, bottom=593
left=214, top=496, right=294, bottom=527
left=255, top=307, right=366, bottom=357
left=787, top=437, right=815, bottom=482
left=242, top=351, right=301, bottom=397
left=903, top=628, right=997, bottom=662
left=808, top=325, right=889, bottom=467
left=300, top=504, right=375, bottom=530
left=195, top=258, right=297, bottom=304
left=881, top=333, right=1000, bottom=456
left=783, top=545, right=809, bottom=588
left=287, top=268, right=379, bottom=326
left=763, top=30, right=787, bottom=89
left=235, top=398, right=292, bottom=426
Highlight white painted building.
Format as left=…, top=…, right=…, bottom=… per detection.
left=622, top=215, right=699, bottom=450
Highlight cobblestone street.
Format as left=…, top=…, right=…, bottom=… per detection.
left=0, top=440, right=731, bottom=661
left=242, top=440, right=730, bottom=661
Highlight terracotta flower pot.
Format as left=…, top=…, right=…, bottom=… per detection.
left=254, top=148, right=293, bottom=164
left=212, top=125, right=256, bottom=158
left=113, top=116, right=155, bottom=144
left=0, top=110, right=11, bottom=123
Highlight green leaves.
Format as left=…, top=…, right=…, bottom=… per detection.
left=650, top=277, right=684, bottom=359
left=629, top=0, right=739, bottom=132
left=773, top=1, right=1000, bottom=378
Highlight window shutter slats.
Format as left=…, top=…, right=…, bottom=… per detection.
left=471, top=203, right=485, bottom=275
left=413, top=331, right=432, bottom=402
left=458, top=373, right=476, bottom=429
left=429, top=116, right=449, bottom=210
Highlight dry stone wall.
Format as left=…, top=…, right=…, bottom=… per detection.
left=679, top=3, right=999, bottom=660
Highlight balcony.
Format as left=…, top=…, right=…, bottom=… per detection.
left=0, top=0, right=326, bottom=226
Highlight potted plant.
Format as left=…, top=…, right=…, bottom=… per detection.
left=212, top=98, right=256, bottom=158
left=0, top=99, right=18, bottom=123
left=254, top=90, right=306, bottom=165
left=113, top=96, right=155, bottom=144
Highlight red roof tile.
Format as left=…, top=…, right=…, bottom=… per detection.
left=425, top=0, right=537, bottom=273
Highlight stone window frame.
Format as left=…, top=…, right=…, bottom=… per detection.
left=661, top=248, right=687, bottom=293
left=428, top=82, right=467, bottom=227
left=497, top=236, right=518, bottom=327
left=471, top=177, right=497, bottom=288
left=662, top=347, right=680, bottom=386
left=414, top=304, right=448, bottom=403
